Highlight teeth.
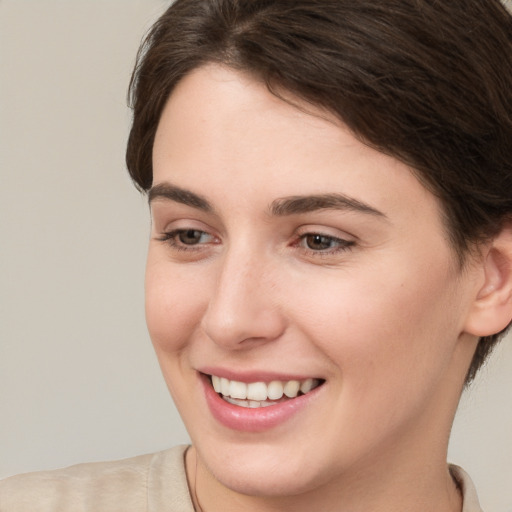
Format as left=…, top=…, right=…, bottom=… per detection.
left=210, top=375, right=321, bottom=403
left=283, top=380, right=300, bottom=398
left=212, top=375, right=221, bottom=393
left=225, top=397, right=281, bottom=408
left=220, top=377, right=230, bottom=396
left=300, top=378, right=314, bottom=394
left=267, top=381, right=284, bottom=400
left=229, top=380, right=247, bottom=399
left=247, top=382, right=267, bottom=401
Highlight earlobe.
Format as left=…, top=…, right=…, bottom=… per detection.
left=464, top=227, right=512, bottom=337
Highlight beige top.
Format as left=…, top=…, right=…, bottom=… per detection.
left=0, top=445, right=483, bottom=512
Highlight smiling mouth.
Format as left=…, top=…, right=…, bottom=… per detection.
left=208, top=375, right=324, bottom=408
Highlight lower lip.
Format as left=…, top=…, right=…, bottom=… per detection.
left=201, top=374, right=323, bottom=432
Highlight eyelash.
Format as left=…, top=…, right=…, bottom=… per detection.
left=294, top=233, right=355, bottom=257
left=157, top=229, right=355, bottom=257
left=156, top=229, right=217, bottom=252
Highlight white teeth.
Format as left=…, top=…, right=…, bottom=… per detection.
left=225, top=397, right=278, bottom=408
left=283, top=380, right=300, bottom=398
left=212, top=375, right=221, bottom=393
left=300, top=378, right=314, bottom=394
left=247, top=382, right=267, bottom=401
left=267, top=380, right=284, bottom=400
left=220, top=377, right=230, bottom=396
left=211, top=375, right=321, bottom=405
left=229, top=380, right=247, bottom=399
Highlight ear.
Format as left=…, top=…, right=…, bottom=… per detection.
left=464, top=226, right=512, bottom=337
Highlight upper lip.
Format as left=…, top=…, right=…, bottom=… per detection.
left=199, top=367, right=323, bottom=383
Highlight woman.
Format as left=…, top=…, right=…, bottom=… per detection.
left=2, top=1, right=511, bottom=511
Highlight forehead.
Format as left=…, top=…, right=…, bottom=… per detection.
left=153, top=64, right=344, bottom=170
left=152, top=64, right=447, bottom=237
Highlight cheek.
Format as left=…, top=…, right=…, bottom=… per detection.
left=144, top=259, right=208, bottom=354
left=291, top=257, right=462, bottom=390
left=287, top=261, right=465, bottom=451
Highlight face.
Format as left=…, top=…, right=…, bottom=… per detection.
left=147, top=65, right=479, bottom=498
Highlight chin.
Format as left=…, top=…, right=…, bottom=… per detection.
left=212, top=462, right=324, bottom=498
left=195, top=438, right=333, bottom=498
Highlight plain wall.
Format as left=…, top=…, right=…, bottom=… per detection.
left=1, top=0, right=190, bottom=475
left=1, top=1, right=511, bottom=510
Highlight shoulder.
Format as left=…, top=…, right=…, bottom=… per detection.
left=0, top=445, right=191, bottom=512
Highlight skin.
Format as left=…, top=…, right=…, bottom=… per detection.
left=146, top=64, right=486, bottom=512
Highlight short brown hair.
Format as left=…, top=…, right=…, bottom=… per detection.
left=126, top=0, right=512, bottom=383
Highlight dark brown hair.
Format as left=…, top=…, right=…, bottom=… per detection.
left=126, top=0, right=512, bottom=383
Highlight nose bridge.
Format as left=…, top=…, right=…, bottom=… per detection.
left=201, top=240, right=285, bottom=347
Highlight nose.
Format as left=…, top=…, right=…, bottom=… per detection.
left=200, top=247, right=287, bottom=349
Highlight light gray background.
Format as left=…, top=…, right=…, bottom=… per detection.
left=1, top=1, right=511, bottom=510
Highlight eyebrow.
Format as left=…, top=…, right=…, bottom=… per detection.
left=270, top=194, right=386, bottom=218
left=148, top=182, right=386, bottom=219
left=148, top=183, right=213, bottom=212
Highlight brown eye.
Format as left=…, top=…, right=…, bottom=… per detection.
left=158, top=228, right=217, bottom=251
left=304, top=234, right=337, bottom=250
left=177, top=229, right=207, bottom=245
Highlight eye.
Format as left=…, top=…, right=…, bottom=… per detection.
left=175, top=229, right=211, bottom=245
left=303, top=234, right=339, bottom=251
left=158, top=228, right=217, bottom=249
left=296, top=232, right=354, bottom=256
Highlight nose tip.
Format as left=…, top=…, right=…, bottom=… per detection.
left=200, top=256, right=286, bottom=349
left=202, top=307, right=286, bottom=349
